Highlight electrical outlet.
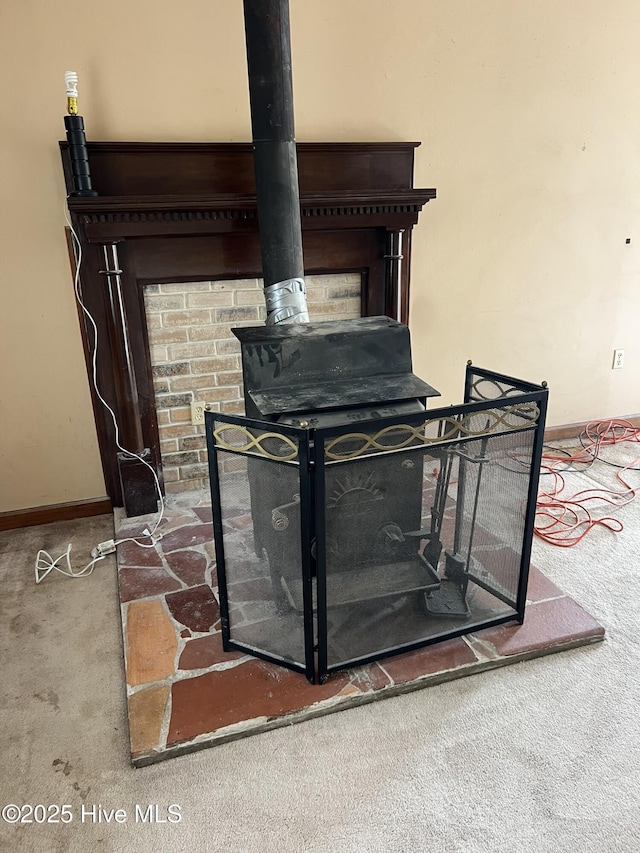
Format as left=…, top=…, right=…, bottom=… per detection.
left=191, top=401, right=207, bottom=425
left=612, top=349, right=625, bottom=369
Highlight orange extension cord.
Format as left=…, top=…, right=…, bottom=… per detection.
left=535, top=419, right=640, bottom=547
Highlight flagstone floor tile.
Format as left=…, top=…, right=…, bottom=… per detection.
left=178, top=633, right=246, bottom=670
left=119, top=567, right=182, bottom=602
left=379, top=636, right=480, bottom=684
left=165, top=584, right=220, bottom=633
left=125, top=599, right=178, bottom=688
left=168, top=661, right=350, bottom=747
left=474, top=595, right=605, bottom=658
left=128, top=685, right=170, bottom=755
left=164, top=549, right=209, bottom=587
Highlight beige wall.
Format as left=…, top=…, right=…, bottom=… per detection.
left=1, top=0, right=639, bottom=512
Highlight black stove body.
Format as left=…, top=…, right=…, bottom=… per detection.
left=206, top=316, right=548, bottom=683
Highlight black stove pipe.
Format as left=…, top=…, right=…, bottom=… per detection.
left=242, top=0, right=309, bottom=324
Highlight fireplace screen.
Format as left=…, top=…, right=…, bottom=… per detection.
left=206, top=365, right=547, bottom=683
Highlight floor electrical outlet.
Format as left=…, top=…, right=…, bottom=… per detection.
left=612, top=349, right=625, bottom=370
left=191, top=401, right=207, bottom=425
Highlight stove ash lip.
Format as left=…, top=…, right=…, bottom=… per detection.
left=248, top=373, right=439, bottom=420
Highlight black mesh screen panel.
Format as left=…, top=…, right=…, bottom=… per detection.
left=213, top=425, right=307, bottom=669
left=320, top=425, right=529, bottom=670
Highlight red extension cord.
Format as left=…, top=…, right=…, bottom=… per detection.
left=535, top=419, right=640, bottom=547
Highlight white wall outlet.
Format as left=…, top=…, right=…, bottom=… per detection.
left=612, top=348, right=625, bottom=369
left=190, top=401, right=207, bottom=425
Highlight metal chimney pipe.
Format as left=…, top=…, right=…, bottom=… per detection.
left=243, top=0, right=309, bottom=324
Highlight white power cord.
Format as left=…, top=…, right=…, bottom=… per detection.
left=35, top=544, right=106, bottom=584
left=34, top=207, right=167, bottom=585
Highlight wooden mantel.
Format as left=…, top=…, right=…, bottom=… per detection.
left=61, top=141, right=436, bottom=512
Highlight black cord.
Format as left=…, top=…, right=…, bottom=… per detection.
left=541, top=443, right=593, bottom=472
left=578, top=432, right=640, bottom=471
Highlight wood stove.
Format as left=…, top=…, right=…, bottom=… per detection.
left=206, top=317, right=548, bottom=683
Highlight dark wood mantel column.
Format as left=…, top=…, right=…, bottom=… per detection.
left=385, top=229, right=406, bottom=324
left=97, top=241, right=158, bottom=516
left=99, top=241, right=144, bottom=452
left=61, top=142, right=436, bottom=512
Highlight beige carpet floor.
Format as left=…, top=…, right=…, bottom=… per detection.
left=0, top=440, right=638, bottom=852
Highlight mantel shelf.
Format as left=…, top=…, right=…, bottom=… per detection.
left=68, top=188, right=436, bottom=214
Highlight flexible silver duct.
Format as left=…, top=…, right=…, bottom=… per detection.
left=264, top=277, right=309, bottom=325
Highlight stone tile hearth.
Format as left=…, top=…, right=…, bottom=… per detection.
left=115, top=493, right=605, bottom=767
